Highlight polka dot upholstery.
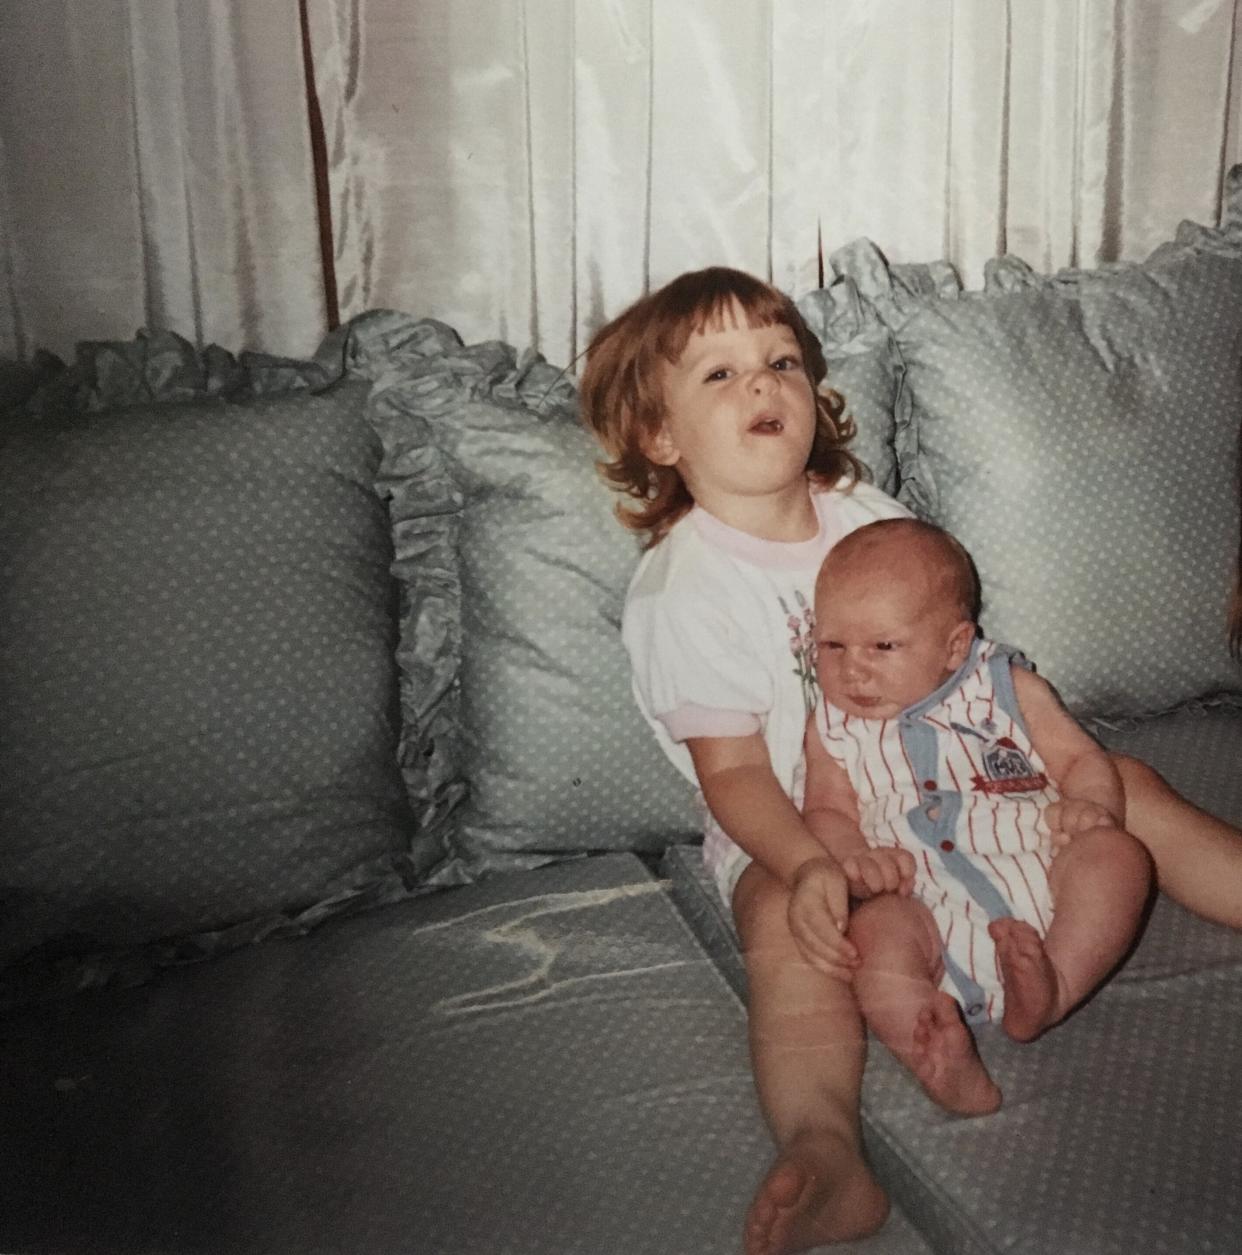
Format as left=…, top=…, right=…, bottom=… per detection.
left=369, top=319, right=699, bottom=880
left=0, top=373, right=422, bottom=994
left=831, top=216, right=1242, bottom=719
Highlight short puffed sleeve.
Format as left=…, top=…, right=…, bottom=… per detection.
left=622, top=552, right=769, bottom=742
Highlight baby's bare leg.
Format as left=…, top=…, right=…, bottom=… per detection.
left=732, top=865, right=889, bottom=1255
left=991, top=825, right=1151, bottom=1042
left=849, top=895, right=1001, bottom=1117
left=1115, top=753, right=1242, bottom=929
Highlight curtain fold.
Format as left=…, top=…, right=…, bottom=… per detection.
left=0, top=0, right=328, bottom=360
left=3, top=0, right=1241, bottom=364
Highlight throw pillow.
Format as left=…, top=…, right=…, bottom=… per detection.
left=834, top=209, right=1242, bottom=718
left=365, top=316, right=699, bottom=880
left=0, top=356, right=427, bottom=998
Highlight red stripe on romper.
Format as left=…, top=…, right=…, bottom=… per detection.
left=1012, top=854, right=1051, bottom=934
left=896, top=725, right=942, bottom=889
left=1034, top=850, right=1054, bottom=903
left=877, top=719, right=902, bottom=795
left=921, top=847, right=944, bottom=894
left=944, top=754, right=982, bottom=854
left=982, top=853, right=1016, bottom=904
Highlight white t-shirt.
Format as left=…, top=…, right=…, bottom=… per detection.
left=623, top=480, right=910, bottom=802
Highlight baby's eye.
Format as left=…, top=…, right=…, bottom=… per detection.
left=819, top=641, right=844, bottom=652
left=704, top=366, right=731, bottom=383
left=874, top=641, right=896, bottom=652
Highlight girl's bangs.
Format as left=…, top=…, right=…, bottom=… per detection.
left=651, top=272, right=793, bottom=363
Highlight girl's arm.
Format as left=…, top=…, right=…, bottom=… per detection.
left=802, top=715, right=871, bottom=864
left=687, top=732, right=858, bottom=976
left=687, top=732, right=828, bottom=888
left=1012, top=666, right=1125, bottom=834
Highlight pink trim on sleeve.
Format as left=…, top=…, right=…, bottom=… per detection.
left=659, top=704, right=763, bottom=741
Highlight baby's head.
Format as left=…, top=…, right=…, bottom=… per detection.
left=814, top=519, right=980, bottom=720
left=579, top=266, right=860, bottom=545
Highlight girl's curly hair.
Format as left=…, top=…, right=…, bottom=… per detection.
left=579, top=266, right=862, bottom=547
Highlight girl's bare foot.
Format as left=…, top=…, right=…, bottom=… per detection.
left=743, top=1129, right=889, bottom=1255
left=909, top=991, right=1002, bottom=1116
left=989, top=917, right=1062, bottom=1042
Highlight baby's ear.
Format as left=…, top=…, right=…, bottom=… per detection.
left=947, top=620, right=976, bottom=667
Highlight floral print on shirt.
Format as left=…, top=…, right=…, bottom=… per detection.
left=780, top=590, right=819, bottom=715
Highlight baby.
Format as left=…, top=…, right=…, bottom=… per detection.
left=800, top=517, right=1152, bottom=1115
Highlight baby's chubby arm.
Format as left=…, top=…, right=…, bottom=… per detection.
left=1011, top=666, right=1125, bottom=843
left=687, top=732, right=858, bottom=978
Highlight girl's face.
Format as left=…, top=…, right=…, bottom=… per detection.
left=648, top=302, right=818, bottom=533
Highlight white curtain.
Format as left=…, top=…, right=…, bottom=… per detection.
left=4, top=0, right=1242, bottom=365
left=0, top=0, right=328, bottom=361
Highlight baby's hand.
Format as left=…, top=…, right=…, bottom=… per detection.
left=841, top=848, right=916, bottom=899
left=1044, top=798, right=1121, bottom=848
left=788, top=857, right=859, bottom=980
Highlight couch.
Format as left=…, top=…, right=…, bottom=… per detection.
left=3, top=171, right=1242, bottom=1255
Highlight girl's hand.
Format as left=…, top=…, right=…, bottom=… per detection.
left=841, top=848, right=916, bottom=899
left=1044, top=798, right=1121, bottom=849
left=787, top=857, right=859, bottom=979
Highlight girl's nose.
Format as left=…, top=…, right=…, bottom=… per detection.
left=749, top=365, right=778, bottom=394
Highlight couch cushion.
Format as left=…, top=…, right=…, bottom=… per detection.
left=833, top=197, right=1242, bottom=719
left=0, top=850, right=929, bottom=1255
left=664, top=703, right=1242, bottom=1254
left=0, top=359, right=425, bottom=997
left=359, top=314, right=698, bottom=882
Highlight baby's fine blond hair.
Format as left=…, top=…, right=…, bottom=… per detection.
left=818, top=518, right=981, bottom=623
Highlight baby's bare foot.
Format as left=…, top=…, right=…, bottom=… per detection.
left=990, top=917, right=1062, bottom=1042
left=909, top=991, right=1002, bottom=1116
left=743, top=1129, right=889, bottom=1255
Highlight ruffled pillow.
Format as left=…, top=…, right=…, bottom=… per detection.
left=832, top=180, right=1242, bottom=719
left=363, top=314, right=698, bottom=881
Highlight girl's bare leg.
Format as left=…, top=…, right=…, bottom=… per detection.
left=990, top=825, right=1151, bottom=1041
left=733, top=863, right=889, bottom=1255
left=849, top=895, right=1001, bottom=1117
left=1114, top=753, right=1242, bottom=929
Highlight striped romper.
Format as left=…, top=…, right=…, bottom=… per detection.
left=814, top=639, right=1059, bottom=1025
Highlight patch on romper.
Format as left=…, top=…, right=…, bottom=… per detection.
left=970, top=735, right=1048, bottom=796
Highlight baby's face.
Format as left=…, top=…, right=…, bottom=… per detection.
left=815, top=578, right=973, bottom=720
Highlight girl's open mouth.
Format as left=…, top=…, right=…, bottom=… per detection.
left=749, top=417, right=784, bottom=433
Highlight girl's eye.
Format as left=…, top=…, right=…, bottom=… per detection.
left=704, top=367, right=731, bottom=382
left=772, top=355, right=800, bottom=371
left=875, top=641, right=895, bottom=652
